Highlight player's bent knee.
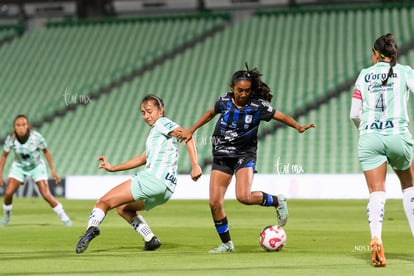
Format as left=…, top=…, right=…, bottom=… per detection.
left=115, top=205, right=126, bottom=215
left=96, top=199, right=114, bottom=211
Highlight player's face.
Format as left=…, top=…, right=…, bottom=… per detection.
left=231, top=80, right=252, bottom=106
left=141, top=100, right=163, bottom=126
left=14, top=117, right=29, bottom=137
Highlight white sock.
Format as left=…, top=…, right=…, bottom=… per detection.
left=403, top=186, right=414, bottom=237
left=52, top=203, right=70, bottom=222
left=3, top=204, right=12, bottom=217
left=130, top=215, right=154, bottom=242
left=367, top=191, right=386, bottom=241
left=88, top=208, right=105, bottom=228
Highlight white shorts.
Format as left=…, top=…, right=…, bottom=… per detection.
left=130, top=171, right=172, bottom=211
left=9, top=162, right=48, bottom=183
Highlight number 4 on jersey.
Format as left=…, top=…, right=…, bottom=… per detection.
left=375, top=93, right=386, bottom=112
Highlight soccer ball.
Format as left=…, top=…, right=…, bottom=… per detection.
left=259, top=225, right=287, bottom=251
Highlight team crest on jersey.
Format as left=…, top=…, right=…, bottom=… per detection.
left=245, top=115, right=252, bottom=124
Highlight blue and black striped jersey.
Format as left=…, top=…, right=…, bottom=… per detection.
left=212, top=92, right=275, bottom=157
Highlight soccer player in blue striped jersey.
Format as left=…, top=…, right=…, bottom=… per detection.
left=180, top=64, right=315, bottom=253
left=0, top=114, right=72, bottom=226
left=76, top=95, right=202, bottom=254
left=350, top=33, right=414, bottom=267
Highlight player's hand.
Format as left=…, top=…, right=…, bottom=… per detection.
left=0, top=177, right=3, bottom=187
left=177, top=129, right=193, bottom=143
left=51, top=171, right=61, bottom=184
left=297, top=123, right=316, bottom=133
left=190, top=165, right=202, bottom=181
left=97, top=156, right=114, bottom=172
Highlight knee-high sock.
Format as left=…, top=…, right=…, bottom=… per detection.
left=87, top=208, right=105, bottom=228
left=130, top=215, right=155, bottom=242
left=214, top=216, right=231, bottom=243
left=367, top=191, right=386, bottom=241
left=403, top=187, right=414, bottom=237
left=3, top=204, right=12, bottom=217
left=52, top=202, right=70, bottom=222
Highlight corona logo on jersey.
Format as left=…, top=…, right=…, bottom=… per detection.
left=364, top=72, right=397, bottom=82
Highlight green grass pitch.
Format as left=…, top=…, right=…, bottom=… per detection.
left=0, top=198, right=413, bottom=275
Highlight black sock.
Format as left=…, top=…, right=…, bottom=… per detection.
left=214, top=217, right=231, bottom=243
left=261, top=192, right=279, bottom=207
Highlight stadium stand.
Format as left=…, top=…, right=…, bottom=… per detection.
left=0, top=28, right=15, bottom=42
left=1, top=3, right=414, bottom=176
left=0, top=12, right=231, bottom=175
left=0, top=24, right=23, bottom=38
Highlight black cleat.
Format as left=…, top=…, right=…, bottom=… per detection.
left=144, top=236, right=161, bottom=251
left=76, top=226, right=100, bottom=254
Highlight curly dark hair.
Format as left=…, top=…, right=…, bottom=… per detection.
left=230, top=63, right=273, bottom=102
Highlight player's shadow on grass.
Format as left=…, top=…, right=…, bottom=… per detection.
left=2, top=223, right=57, bottom=227
left=0, top=218, right=76, bottom=227
left=0, top=250, right=80, bottom=261
left=94, top=242, right=255, bottom=254
left=97, top=242, right=199, bottom=253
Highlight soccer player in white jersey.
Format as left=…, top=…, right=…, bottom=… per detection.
left=75, top=95, right=202, bottom=254
left=350, top=33, right=414, bottom=267
left=0, top=114, right=72, bottom=226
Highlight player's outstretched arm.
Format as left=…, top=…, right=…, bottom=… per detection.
left=184, top=138, right=202, bottom=181
left=98, top=151, right=146, bottom=172
left=170, top=127, right=202, bottom=181
left=0, top=151, right=9, bottom=186
left=42, top=148, right=61, bottom=183
left=273, top=111, right=316, bottom=133
left=178, top=107, right=217, bottom=142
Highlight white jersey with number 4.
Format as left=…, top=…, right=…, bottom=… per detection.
left=353, top=61, right=414, bottom=135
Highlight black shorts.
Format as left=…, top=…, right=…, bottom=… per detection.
left=212, top=155, right=257, bottom=175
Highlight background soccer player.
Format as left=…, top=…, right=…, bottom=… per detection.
left=0, top=114, right=72, bottom=226
left=180, top=64, right=315, bottom=253
left=350, top=33, right=414, bottom=267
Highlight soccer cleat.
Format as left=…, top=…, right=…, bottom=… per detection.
left=63, top=220, right=73, bottom=227
left=0, top=211, right=10, bottom=226
left=75, top=226, right=100, bottom=254
left=208, top=241, right=234, bottom=253
left=370, top=236, right=387, bottom=267
left=144, top=236, right=162, bottom=251
left=276, top=194, right=288, bottom=226
left=0, top=216, right=9, bottom=226
left=0, top=210, right=11, bottom=226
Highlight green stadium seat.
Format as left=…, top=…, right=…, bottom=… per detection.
left=1, top=7, right=414, bottom=176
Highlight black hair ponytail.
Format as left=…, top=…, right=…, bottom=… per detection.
left=373, top=33, right=398, bottom=85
